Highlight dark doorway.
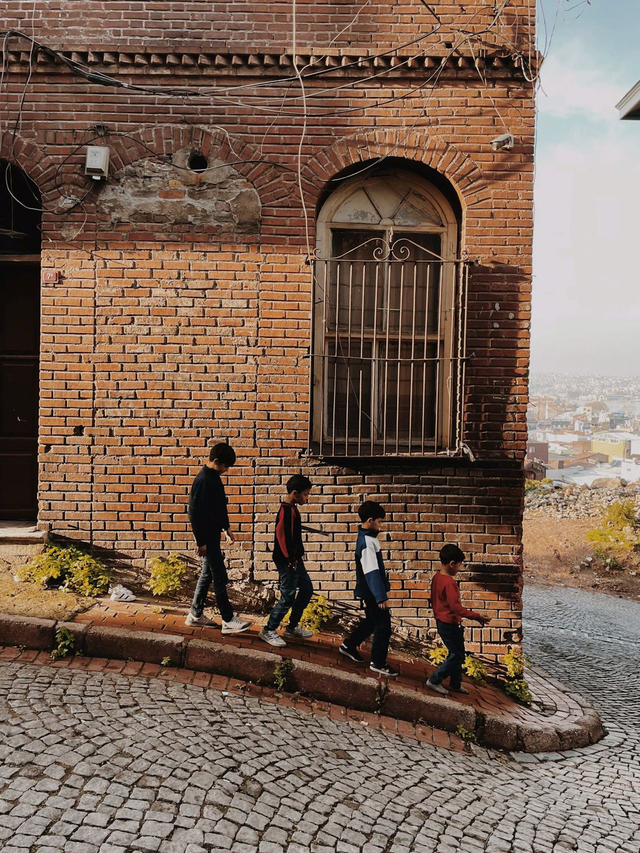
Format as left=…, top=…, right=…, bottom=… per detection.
left=0, top=161, right=41, bottom=520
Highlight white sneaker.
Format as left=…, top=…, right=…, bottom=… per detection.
left=185, top=613, right=217, bottom=627
left=109, top=584, right=136, bottom=602
left=221, top=616, right=252, bottom=635
left=259, top=628, right=287, bottom=648
left=284, top=625, right=314, bottom=639
left=426, top=678, right=449, bottom=695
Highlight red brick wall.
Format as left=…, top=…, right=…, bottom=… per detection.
left=1, top=0, right=535, bottom=656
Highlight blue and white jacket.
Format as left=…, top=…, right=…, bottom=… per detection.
left=354, top=527, right=390, bottom=604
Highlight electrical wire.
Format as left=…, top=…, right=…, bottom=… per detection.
left=291, top=0, right=311, bottom=259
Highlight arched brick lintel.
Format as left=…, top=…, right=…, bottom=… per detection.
left=0, top=131, right=78, bottom=203
left=106, top=124, right=290, bottom=207
left=302, top=128, right=491, bottom=215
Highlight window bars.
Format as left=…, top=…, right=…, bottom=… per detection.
left=310, top=234, right=470, bottom=458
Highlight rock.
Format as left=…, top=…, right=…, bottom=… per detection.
left=525, top=484, right=640, bottom=521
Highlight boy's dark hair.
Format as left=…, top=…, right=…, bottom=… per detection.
left=209, top=442, right=236, bottom=466
left=286, top=474, right=313, bottom=494
left=358, top=501, right=386, bottom=523
left=440, top=543, right=465, bottom=565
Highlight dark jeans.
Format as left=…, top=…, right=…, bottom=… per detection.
left=344, top=599, right=391, bottom=667
left=431, top=620, right=466, bottom=689
left=266, top=559, right=313, bottom=632
left=190, top=540, right=234, bottom=623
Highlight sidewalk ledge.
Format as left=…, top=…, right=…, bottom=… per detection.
left=0, top=612, right=605, bottom=754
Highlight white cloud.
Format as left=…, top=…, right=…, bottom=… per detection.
left=537, top=43, right=623, bottom=123
left=532, top=133, right=640, bottom=374
left=531, top=39, right=640, bottom=375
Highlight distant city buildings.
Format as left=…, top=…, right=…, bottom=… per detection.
left=527, top=374, right=640, bottom=486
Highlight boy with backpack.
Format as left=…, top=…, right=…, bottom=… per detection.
left=259, top=474, right=314, bottom=648
left=339, top=500, right=399, bottom=677
left=427, top=543, right=491, bottom=694
left=186, top=442, right=251, bottom=634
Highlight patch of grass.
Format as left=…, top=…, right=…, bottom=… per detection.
left=0, top=572, right=91, bottom=621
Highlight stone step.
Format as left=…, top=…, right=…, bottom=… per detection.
left=0, top=523, right=48, bottom=573
left=0, top=522, right=48, bottom=544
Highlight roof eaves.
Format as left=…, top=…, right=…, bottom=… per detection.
left=616, top=79, right=640, bottom=120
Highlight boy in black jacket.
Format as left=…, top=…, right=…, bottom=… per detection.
left=186, top=443, right=251, bottom=634
left=259, top=474, right=313, bottom=648
left=339, top=501, right=398, bottom=677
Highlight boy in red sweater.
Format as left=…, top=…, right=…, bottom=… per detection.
left=259, top=474, right=313, bottom=648
left=427, top=544, right=491, bottom=695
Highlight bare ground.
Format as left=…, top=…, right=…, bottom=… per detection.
left=523, top=517, right=640, bottom=600
left=0, top=570, right=93, bottom=621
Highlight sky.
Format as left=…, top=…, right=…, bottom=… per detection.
left=531, top=0, right=640, bottom=375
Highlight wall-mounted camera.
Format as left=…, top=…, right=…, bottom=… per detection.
left=490, top=133, right=515, bottom=151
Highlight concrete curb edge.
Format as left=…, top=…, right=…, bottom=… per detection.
left=0, top=613, right=605, bottom=753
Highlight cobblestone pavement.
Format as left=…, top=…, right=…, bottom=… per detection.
left=523, top=584, right=640, bottom=727
left=0, top=586, right=639, bottom=853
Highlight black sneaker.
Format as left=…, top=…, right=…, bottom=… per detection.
left=339, top=644, right=365, bottom=664
left=370, top=662, right=399, bottom=677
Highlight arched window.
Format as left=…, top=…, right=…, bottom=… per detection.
left=311, top=169, right=467, bottom=457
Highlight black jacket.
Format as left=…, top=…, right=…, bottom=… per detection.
left=273, top=502, right=304, bottom=563
left=189, top=466, right=230, bottom=546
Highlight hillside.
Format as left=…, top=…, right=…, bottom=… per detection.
left=523, top=484, right=640, bottom=600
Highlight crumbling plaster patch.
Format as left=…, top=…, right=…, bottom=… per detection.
left=97, top=147, right=261, bottom=234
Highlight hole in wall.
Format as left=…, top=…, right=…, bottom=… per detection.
left=188, top=152, right=208, bottom=173
left=73, top=425, right=84, bottom=436
left=44, top=445, right=52, bottom=453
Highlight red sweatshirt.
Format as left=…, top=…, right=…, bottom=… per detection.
left=431, top=572, right=481, bottom=624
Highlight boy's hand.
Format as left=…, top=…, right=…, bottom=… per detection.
left=224, top=530, right=235, bottom=546
left=197, top=545, right=207, bottom=557
left=378, top=600, right=390, bottom=610
left=476, top=614, right=491, bottom=625
left=286, top=559, right=299, bottom=571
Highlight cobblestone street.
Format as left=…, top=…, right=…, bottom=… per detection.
left=1, top=585, right=639, bottom=853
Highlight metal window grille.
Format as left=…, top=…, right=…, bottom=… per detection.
left=309, top=234, right=469, bottom=457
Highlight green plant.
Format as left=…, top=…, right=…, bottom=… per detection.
left=146, top=553, right=188, bottom=596
left=284, top=595, right=332, bottom=633
left=66, top=553, right=112, bottom=596
left=426, top=645, right=448, bottom=664
left=503, top=648, right=527, bottom=679
left=525, top=480, right=539, bottom=492
left=51, top=627, right=76, bottom=660
left=455, top=724, right=477, bottom=743
left=587, top=500, right=640, bottom=560
left=502, top=649, right=533, bottom=706
left=273, top=658, right=293, bottom=692
left=463, top=654, right=488, bottom=684
left=504, top=677, right=533, bottom=705
left=18, top=544, right=111, bottom=596
left=160, top=656, right=172, bottom=667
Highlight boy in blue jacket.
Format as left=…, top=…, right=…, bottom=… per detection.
left=339, top=501, right=398, bottom=677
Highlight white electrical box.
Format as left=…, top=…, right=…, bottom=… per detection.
left=85, top=146, right=110, bottom=180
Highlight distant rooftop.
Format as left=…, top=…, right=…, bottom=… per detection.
left=617, top=80, right=640, bottom=120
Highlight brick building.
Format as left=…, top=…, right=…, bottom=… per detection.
left=0, top=1, right=536, bottom=657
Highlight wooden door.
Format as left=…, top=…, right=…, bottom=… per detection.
left=0, top=260, right=40, bottom=519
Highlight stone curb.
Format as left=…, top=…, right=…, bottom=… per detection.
left=185, top=638, right=279, bottom=686
left=0, top=612, right=605, bottom=753
left=383, top=684, right=476, bottom=735
left=290, top=659, right=380, bottom=711
left=0, top=614, right=56, bottom=650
